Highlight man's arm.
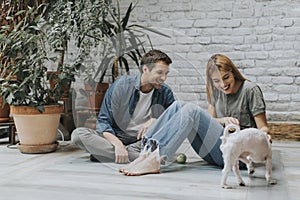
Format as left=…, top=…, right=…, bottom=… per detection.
left=96, top=80, right=130, bottom=164
left=96, top=80, right=119, bottom=135
left=103, top=131, right=129, bottom=164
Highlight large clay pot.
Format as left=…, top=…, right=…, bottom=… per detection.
left=10, top=104, right=63, bottom=154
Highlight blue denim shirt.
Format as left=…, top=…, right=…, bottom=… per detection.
left=96, top=74, right=175, bottom=145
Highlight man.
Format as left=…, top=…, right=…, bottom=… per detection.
left=71, top=49, right=175, bottom=163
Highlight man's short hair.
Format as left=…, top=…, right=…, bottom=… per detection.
left=140, top=49, right=172, bottom=71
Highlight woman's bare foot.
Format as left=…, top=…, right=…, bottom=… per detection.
left=119, top=152, right=149, bottom=173
left=123, top=148, right=160, bottom=176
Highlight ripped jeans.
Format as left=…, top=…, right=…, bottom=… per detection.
left=142, top=101, right=224, bottom=167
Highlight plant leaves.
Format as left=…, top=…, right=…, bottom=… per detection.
left=79, top=88, right=88, bottom=97
left=121, top=3, right=132, bottom=30
left=36, top=105, right=45, bottom=113
left=129, top=24, right=171, bottom=38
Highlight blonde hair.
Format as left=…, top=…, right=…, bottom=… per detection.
left=206, top=54, right=246, bottom=104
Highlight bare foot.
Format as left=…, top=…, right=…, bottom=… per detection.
left=123, top=148, right=160, bottom=176
left=119, top=152, right=148, bottom=173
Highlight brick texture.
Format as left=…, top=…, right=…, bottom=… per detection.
left=72, top=0, right=300, bottom=123
left=122, top=0, right=300, bottom=122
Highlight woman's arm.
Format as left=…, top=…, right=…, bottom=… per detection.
left=254, top=112, right=272, bottom=142
left=207, top=103, right=216, bottom=117
left=254, top=112, right=269, bottom=133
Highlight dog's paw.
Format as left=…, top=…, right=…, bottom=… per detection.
left=222, top=184, right=233, bottom=189
left=239, top=181, right=246, bottom=187
left=248, top=168, right=255, bottom=175
left=268, top=179, right=277, bottom=185
left=247, top=162, right=255, bottom=175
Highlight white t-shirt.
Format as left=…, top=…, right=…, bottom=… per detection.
left=125, top=89, right=153, bottom=137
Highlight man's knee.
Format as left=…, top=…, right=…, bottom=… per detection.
left=172, top=100, right=185, bottom=107
left=71, top=127, right=89, bottom=144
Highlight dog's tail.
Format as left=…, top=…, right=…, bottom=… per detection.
left=223, top=123, right=240, bottom=137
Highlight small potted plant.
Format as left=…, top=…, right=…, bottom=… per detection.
left=0, top=1, right=74, bottom=153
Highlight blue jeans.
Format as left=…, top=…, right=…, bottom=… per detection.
left=143, top=101, right=224, bottom=167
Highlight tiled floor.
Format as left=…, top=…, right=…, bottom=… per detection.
left=0, top=139, right=299, bottom=200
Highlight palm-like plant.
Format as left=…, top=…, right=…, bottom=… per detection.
left=47, top=0, right=169, bottom=85
left=86, top=0, right=170, bottom=84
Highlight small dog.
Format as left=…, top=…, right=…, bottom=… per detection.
left=220, top=124, right=277, bottom=189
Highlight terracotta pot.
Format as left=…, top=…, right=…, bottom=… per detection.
left=84, top=82, right=109, bottom=112
left=0, top=96, right=10, bottom=122
left=10, top=104, right=63, bottom=154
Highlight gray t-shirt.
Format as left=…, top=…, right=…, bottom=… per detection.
left=212, top=81, right=266, bottom=129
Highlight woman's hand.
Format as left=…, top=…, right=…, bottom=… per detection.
left=222, top=117, right=240, bottom=126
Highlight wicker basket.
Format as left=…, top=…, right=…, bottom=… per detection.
left=268, top=122, right=300, bottom=141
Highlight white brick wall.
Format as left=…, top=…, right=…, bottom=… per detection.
left=67, top=0, right=300, bottom=122
left=119, top=0, right=300, bottom=122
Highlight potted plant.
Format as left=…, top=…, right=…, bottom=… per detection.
left=76, top=0, right=169, bottom=112
left=44, top=0, right=111, bottom=129
left=45, top=0, right=169, bottom=128
left=76, top=1, right=170, bottom=129
left=0, top=1, right=73, bottom=153
left=46, top=0, right=79, bottom=99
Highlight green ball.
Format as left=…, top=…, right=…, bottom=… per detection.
left=176, top=153, right=187, bottom=164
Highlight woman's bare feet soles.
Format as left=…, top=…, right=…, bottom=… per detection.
left=121, top=148, right=160, bottom=176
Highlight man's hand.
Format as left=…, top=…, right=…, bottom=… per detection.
left=137, top=118, right=157, bottom=140
left=114, top=145, right=130, bottom=164
left=102, top=131, right=130, bottom=164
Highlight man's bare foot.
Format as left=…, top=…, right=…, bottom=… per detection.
left=119, top=152, right=149, bottom=173
left=123, top=148, right=160, bottom=176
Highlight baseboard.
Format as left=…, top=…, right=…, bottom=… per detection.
left=268, top=122, right=300, bottom=141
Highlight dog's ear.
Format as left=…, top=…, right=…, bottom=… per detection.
left=267, top=134, right=272, bottom=144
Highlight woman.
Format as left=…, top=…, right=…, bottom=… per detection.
left=120, top=54, right=269, bottom=176
left=206, top=54, right=268, bottom=132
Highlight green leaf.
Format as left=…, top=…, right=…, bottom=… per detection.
left=14, top=10, right=26, bottom=17
left=79, top=88, right=88, bottom=97
left=36, top=106, right=45, bottom=113
left=120, top=56, right=129, bottom=74
left=121, top=3, right=132, bottom=30
left=94, top=55, right=113, bottom=81
left=128, top=51, right=139, bottom=67
left=129, top=24, right=171, bottom=38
